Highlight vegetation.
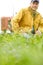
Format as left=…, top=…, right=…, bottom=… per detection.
left=0, top=33, right=43, bottom=65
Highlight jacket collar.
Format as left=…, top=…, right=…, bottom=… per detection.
left=28, top=6, right=39, bottom=15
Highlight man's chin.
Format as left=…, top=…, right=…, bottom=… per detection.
left=32, top=9, right=37, bottom=11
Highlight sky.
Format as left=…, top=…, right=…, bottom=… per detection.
left=0, top=0, right=43, bottom=17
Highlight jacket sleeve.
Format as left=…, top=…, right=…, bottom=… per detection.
left=11, top=9, right=23, bottom=32
left=38, top=17, right=43, bottom=32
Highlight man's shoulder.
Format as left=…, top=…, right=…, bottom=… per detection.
left=23, top=7, right=28, bottom=11
left=36, top=11, right=41, bottom=16
left=36, top=11, right=42, bottom=19
left=22, top=7, right=30, bottom=13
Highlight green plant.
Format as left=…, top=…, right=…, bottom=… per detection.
left=0, top=33, right=43, bottom=65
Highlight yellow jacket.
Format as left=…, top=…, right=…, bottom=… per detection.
left=38, top=18, right=43, bottom=32
left=11, top=7, right=43, bottom=33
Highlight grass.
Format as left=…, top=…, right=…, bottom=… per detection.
left=0, top=33, right=43, bottom=65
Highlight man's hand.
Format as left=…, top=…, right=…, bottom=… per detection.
left=36, top=30, right=41, bottom=35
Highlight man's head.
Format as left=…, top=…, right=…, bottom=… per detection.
left=30, top=0, right=39, bottom=11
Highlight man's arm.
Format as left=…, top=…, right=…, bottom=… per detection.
left=36, top=15, right=43, bottom=35
left=11, top=9, right=23, bottom=32
left=38, top=18, right=43, bottom=33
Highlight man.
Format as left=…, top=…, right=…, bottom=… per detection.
left=11, top=0, right=42, bottom=34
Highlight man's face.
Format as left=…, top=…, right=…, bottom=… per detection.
left=30, top=2, right=39, bottom=11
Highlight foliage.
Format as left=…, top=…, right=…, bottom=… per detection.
left=0, top=33, right=43, bottom=65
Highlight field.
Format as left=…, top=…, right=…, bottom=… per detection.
left=0, top=33, right=43, bottom=65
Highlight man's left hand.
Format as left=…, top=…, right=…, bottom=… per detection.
left=36, top=30, right=41, bottom=35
